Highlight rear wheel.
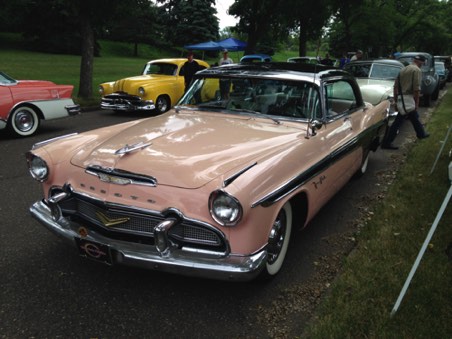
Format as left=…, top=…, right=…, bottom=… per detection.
left=8, top=106, right=40, bottom=137
left=261, top=201, right=293, bottom=278
left=155, top=95, right=170, bottom=114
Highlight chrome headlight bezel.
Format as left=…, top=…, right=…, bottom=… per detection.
left=26, top=152, right=49, bottom=182
left=423, top=75, right=433, bottom=87
left=138, top=87, right=145, bottom=96
left=98, top=85, right=104, bottom=95
left=209, top=190, right=242, bottom=227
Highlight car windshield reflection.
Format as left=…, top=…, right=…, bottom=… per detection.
left=0, top=71, right=18, bottom=85
left=178, top=77, right=321, bottom=120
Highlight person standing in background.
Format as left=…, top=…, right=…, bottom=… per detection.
left=219, top=49, right=233, bottom=66
left=182, top=51, right=199, bottom=92
left=350, top=49, right=363, bottom=61
left=382, top=54, right=430, bottom=150
left=219, top=49, right=233, bottom=99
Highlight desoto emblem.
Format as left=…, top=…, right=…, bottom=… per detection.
left=96, top=211, right=130, bottom=227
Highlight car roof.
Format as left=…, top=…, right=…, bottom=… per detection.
left=345, top=59, right=404, bottom=67
left=396, top=52, right=432, bottom=59
left=147, top=58, right=209, bottom=66
left=197, top=62, right=348, bottom=82
left=240, top=54, right=272, bottom=62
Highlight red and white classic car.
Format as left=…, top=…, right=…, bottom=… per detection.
left=0, top=71, right=80, bottom=137
left=27, top=63, right=389, bottom=281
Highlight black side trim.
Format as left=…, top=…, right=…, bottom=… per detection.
left=253, top=119, right=386, bottom=207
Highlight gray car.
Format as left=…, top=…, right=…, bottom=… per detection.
left=396, top=52, right=439, bottom=106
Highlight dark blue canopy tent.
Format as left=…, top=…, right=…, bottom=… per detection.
left=183, top=40, right=222, bottom=51
left=217, top=38, right=247, bottom=51
left=184, top=38, right=247, bottom=61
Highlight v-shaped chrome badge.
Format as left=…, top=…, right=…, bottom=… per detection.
left=96, top=211, right=130, bottom=227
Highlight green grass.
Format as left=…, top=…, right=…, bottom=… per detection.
left=304, top=91, right=452, bottom=337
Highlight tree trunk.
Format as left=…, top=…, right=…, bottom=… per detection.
left=78, top=6, right=94, bottom=99
left=298, top=26, right=307, bottom=56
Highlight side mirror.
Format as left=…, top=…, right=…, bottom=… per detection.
left=306, top=119, right=324, bottom=137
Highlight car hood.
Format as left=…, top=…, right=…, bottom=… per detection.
left=70, top=112, right=304, bottom=189
left=113, top=74, right=174, bottom=91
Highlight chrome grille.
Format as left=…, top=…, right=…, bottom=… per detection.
left=58, top=195, right=225, bottom=250
left=169, top=224, right=221, bottom=245
left=76, top=199, right=162, bottom=234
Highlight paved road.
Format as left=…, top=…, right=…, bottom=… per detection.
left=0, top=93, right=443, bottom=338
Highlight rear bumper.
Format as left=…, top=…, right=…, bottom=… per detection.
left=30, top=200, right=267, bottom=281
left=101, top=93, right=155, bottom=111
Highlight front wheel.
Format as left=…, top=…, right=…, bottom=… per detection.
left=8, top=106, right=40, bottom=137
left=261, top=201, right=293, bottom=278
left=431, top=84, right=440, bottom=101
left=155, top=95, right=170, bottom=114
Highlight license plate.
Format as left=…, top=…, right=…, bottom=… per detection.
left=75, top=238, right=112, bottom=265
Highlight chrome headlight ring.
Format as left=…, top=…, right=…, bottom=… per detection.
left=138, top=87, right=146, bottom=97
left=26, top=152, right=49, bottom=182
left=424, top=76, right=433, bottom=87
left=209, top=190, right=242, bottom=227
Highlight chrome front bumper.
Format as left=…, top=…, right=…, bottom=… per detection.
left=30, top=200, right=267, bottom=281
left=101, top=93, right=155, bottom=111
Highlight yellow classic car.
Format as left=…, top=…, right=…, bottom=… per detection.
left=99, top=58, right=210, bottom=114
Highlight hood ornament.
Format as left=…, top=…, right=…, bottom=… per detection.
left=115, top=141, right=152, bottom=155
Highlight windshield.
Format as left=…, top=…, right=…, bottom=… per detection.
left=0, top=71, right=17, bottom=85
left=398, top=56, right=431, bottom=71
left=435, top=62, right=445, bottom=71
left=178, top=76, right=321, bottom=120
left=142, top=63, right=178, bottom=76
left=346, top=63, right=401, bottom=79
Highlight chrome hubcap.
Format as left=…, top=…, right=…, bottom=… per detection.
left=14, top=110, right=33, bottom=132
left=267, top=211, right=286, bottom=264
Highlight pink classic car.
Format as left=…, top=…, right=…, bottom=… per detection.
left=27, top=63, right=389, bottom=281
left=0, top=71, right=80, bottom=137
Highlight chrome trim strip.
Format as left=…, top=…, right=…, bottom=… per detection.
left=31, top=133, right=79, bottom=150
left=85, top=166, right=158, bottom=187
left=223, top=162, right=257, bottom=187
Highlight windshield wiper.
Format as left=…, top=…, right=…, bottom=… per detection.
left=197, top=102, right=227, bottom=109
left=230, top=108, right=280, bottom=125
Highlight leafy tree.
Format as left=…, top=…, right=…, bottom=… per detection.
left=17, top=0, right=144, bottom=99
left=281, top=0, right=335, bottom=57
left=327, top=0, right=452, bottom=58
left=229, top=0, right=284, bottom=54
left=157, top=0, right=219, bottom=46
left=102, top=0, right=161, bottom=56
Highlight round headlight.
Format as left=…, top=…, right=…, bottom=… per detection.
left=26, top=153, right=49, bottom=182
left=98, top=85, right=104, bottom=95
left=138, top=87, right=145, bottom=96
left=209, top=190, right=242, bottom=226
